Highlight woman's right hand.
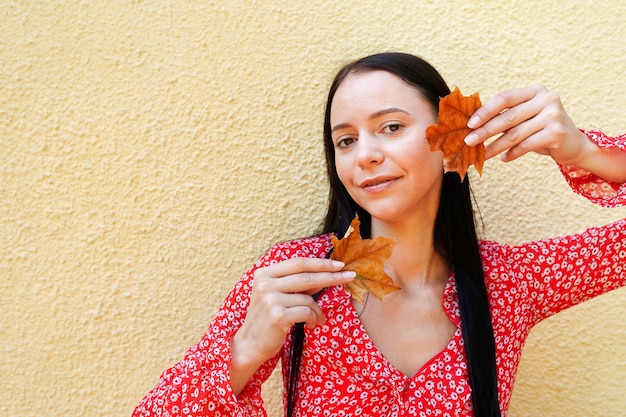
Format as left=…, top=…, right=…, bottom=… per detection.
left=229, top=258, right=355, bottom=394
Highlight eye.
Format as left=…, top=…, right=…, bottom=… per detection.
left=336, top=136, right=357, bottom=148
left=381, top=123, right=403, bottom=134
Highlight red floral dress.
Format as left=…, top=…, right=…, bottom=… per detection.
left=132, top=131, right=626, bottom=417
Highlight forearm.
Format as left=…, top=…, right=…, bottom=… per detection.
left=522, top=218, right=626, bottom=325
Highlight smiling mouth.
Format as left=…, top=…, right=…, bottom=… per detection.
left=361, top=177, right=396, bottom=188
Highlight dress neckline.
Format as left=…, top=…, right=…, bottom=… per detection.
left=339, top=271, right=462, bottom=381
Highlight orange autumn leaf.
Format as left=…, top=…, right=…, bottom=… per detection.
left=425, top=87, right=485, bottom=180
left=330, top=215, right=399, bottom=304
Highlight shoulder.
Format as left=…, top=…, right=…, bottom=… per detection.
left=477, top=239, right=514, bottom=285
left=478, top=239, right=509, bottom=263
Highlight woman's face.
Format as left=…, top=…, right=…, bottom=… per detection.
left=330, top=70, right=444, bottom=227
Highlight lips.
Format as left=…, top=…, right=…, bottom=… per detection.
left=359, top=176, right=398, bottom=189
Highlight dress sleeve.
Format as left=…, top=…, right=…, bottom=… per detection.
left=558, top=129, right=626, bottom=207
left=506, top=218, right=626, bottom=326
left=131, top=250, right=279, bottom=417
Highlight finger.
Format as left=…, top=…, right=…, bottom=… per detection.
left=484, top=113, right=544, bottom=160
left=277, top=270, right=356, bottom=295
left=283, top=293, right=326, bottom=326
left=262, top=257, right=346, bottom=279
left=466, top=95, right=542, bottom=148
left=282, top=305, right=325, bottom=329
left=465, top=85, right=547, bottom=146
left=467, top=85, right=542, bottom=129
left=501, top=129, right=553, bottom=162
left=265, top=293, right=325, bottom=327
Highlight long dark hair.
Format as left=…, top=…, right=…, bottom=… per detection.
left=287, top=52, right=500, bottom=417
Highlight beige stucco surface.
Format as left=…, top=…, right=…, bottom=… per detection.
left=2, top=1, right=625, bottom=416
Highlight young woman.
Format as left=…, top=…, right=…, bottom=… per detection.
left=133, top=52, right=626, bottom=417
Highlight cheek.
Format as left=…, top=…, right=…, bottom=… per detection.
left=400, top=140, right=442, bottom=167
left=425, top=147, right=444, bottom=167
left=334, top=159, right=352, bottom=187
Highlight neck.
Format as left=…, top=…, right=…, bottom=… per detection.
left=371, top=216, right=449, bottom=292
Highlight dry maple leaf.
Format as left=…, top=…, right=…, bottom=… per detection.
left=425, top=87, right=485, bottom=180
left=330, top=215, right=399, bottom=304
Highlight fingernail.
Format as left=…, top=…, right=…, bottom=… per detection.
left=332, top=260, right=345, bottom=268
left=342, top=271, right=356, bottom=279
left=467, top=115, right=480, bottom=129
left=465, top=133, right=478, bottom=146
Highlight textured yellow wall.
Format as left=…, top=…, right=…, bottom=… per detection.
left=2, top=1, right=625, bottom=416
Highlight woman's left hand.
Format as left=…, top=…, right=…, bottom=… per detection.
left=464, top=84, right=592, bottom=166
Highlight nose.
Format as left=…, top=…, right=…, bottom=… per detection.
left=356, top=133, right=384, bottom=168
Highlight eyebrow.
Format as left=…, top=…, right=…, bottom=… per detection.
left=331, top=107, right=410, bottom=133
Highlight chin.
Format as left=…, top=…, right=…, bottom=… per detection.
left=365, top=208, right=408, bottom=224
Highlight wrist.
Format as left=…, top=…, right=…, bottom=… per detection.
left=561, top=130, right=598, bottom=168
left=228, top=330, right=266, bottom=395
left=564, top=131, right=626, bottom=183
